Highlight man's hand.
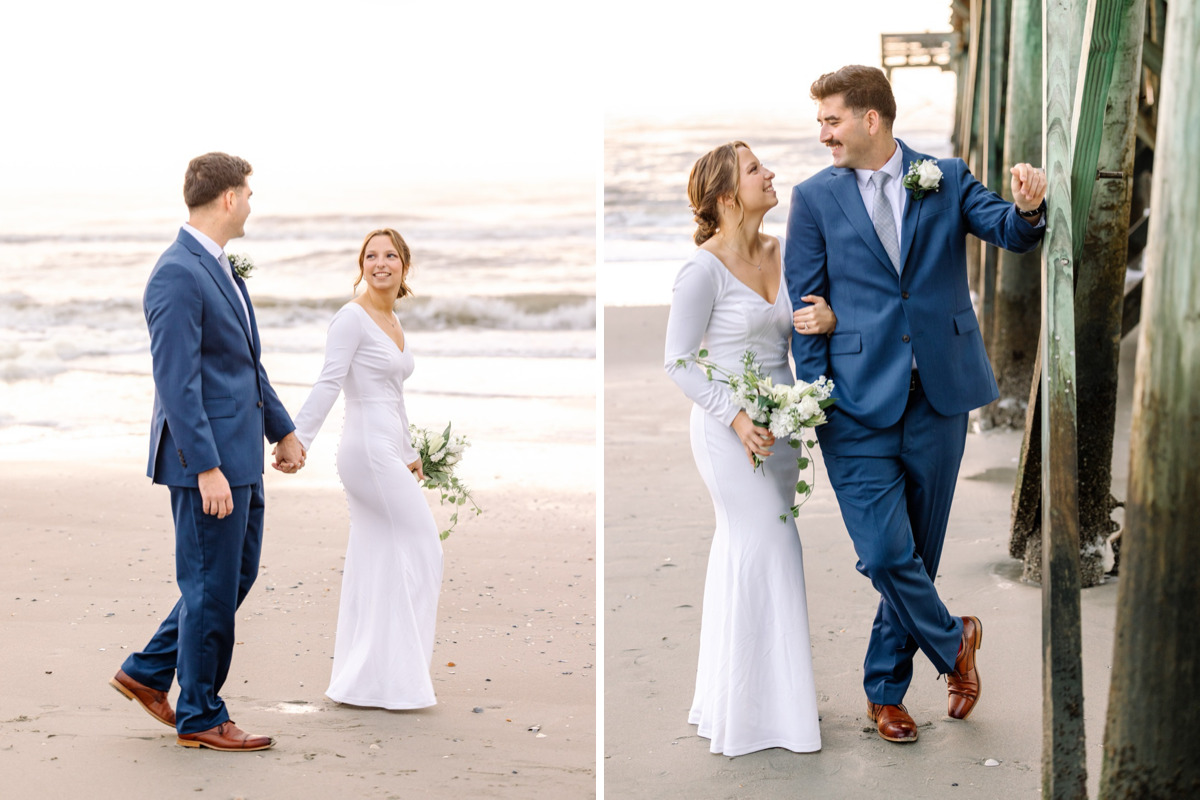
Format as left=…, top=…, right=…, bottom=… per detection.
left=198, top=467, right=233, bottom=518
left=1010, top=163, right=1047, bottom=223
left=272, top=432, right=306, bottom=474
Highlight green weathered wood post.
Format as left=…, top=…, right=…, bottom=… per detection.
left=951, top=1, right=971, bottom=153
left=957, top=0, right=983, bottom=162
left=979, top=0, right=1012, bottom=347
left=985, top=0, right=1044, bottom=429
left=963, top=0, right=985, bottom=292
left=1041, top=0, right=1088, bottom=794
left=1100, top=0, right=1200, bottom=793
left=1068, top=0, right=1147, bottom=587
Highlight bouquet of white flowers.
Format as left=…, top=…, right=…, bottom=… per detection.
left=410, top=422, right=482, bottom=540
left=679, top=349, right=835, bottom=519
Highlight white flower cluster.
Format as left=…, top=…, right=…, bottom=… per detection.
left=408, top=421, right=482, bottom=539
left=227, top=252, right=255, bottom=279
left=914, top=159, right=943, bottom=189
left=686, top=348, right=836, bottom=518
left=724, top=353, right=833, bottom=440
left=902, top=159, right=943, bottom=200
left=417, top=429, right=468, bottom=467
left=765, top=377, right=835, bottom=439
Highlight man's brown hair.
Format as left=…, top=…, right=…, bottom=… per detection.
left=183, top=152, right=253, bottom=209
left=810, top=65, right=896, bottom=128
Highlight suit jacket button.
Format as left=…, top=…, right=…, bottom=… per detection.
left=257, top=401, right=264, bottom=408
left=902, top=334, right=911, bottom=343
left=901, top=291, right=910, bottom=299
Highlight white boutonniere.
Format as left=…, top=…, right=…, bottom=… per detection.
left=228, top=253, right=255, bottom=279
left=902, top=159, right=943, bottom=200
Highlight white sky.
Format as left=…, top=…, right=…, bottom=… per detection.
left=0, top=0, right=956, bottom=228
left=0, top=1, right=602, bottom=226
left=603, top=0, right=957, bottom=121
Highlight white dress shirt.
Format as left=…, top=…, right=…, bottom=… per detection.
left=182, top=223, right=251, bottom=328
left=854, top=146, right=913, bottom=369
left=854, top=144, right=906, bottom=253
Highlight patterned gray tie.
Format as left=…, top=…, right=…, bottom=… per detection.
left=871, top=171, right=900, bottom=272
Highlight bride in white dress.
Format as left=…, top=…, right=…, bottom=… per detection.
left=292, top=228, right=443, bottom=709
left=664, top=142, right=837, bottom=756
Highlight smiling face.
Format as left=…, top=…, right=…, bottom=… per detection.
left=816, top=93, right=876, bottom=169
left=359, top=234, right=407, bottom=298
left=732, top=146, right=777, bottom=216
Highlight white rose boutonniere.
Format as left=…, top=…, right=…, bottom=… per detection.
left=902, top=159, right=943, bottom=201
left=227, top=253, right=255, bottom=279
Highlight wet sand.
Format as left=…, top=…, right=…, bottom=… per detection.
left=0, top=463, right=595, bottom=799
left=603, top=305, right=1128, bottom=798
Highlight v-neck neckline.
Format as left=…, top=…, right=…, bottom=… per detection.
left=351, top=302, right=406, bottom=354
left=703, top=238, right=784, bottom=306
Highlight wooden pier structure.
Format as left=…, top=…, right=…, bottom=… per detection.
left=887, top=0, right=1198, bottom=796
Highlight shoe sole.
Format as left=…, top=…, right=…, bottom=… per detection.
left=176, top=737, right=276, bottom=752
left=109, top=678, right=176, bottom=729
left=950, top=616, right=983, bottom=720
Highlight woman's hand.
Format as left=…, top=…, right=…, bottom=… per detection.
left=731, top=410, right=775, bottom=466
left=793, top=295, right=837, bottom=335
left=408, top=459, right=426, bottom=481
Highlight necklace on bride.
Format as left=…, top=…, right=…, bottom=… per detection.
left=721, top=238, right=766, bottom=271
left=362, top=300, right=399, bottom=329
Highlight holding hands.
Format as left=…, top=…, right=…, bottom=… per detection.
left=271, top=432, right=306, bottom=474
left=1010, top=163, right=1047, bottom=220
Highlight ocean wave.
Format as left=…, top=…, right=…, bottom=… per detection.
left=0, top=291, right=594, bottom=333
left=0, top=209, right=594, bottom=247
left=254, top=293, right=596, bottom=332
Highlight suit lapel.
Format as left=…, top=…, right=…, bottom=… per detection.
left=178, top=231, right=254, bottom=350
left=233, top=274, right=260, bottom=356
left=829, top=169, right=895, bottom=274
left=897, top=140, right=926, bottom=276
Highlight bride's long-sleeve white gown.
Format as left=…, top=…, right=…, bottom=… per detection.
left=294, top=302, right=443, bottom=709
left=664, top=237, right=822, bottom=756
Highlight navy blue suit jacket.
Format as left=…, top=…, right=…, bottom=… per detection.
left=786, top=140, right=1043, bottom=437
left=144, top=229, right=294, bottom=487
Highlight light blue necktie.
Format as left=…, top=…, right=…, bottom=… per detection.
left=871, top=171, right=900, bottom=272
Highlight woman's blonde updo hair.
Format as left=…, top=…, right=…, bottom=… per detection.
left=354, top=228, right=414, bottom=301
left=687, top=140, right=748, bottom=245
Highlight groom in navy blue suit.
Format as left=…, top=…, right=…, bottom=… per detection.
left=109, top=153, right=306, bottom=751
left=786, top=66, right=1046, bottom=743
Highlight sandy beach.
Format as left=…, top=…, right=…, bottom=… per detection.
left=604, top=305, right=1131, bottom=798
left=1, top=460, right=595, bottom=799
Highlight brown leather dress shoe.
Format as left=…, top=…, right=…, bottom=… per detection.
left=177, top=720, right=275, bottom=752
left=867, top=702, right=918, bottom=743
left=110, top=669, right=175, bottom=728
left=947, top=615, right=983, bottom=720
